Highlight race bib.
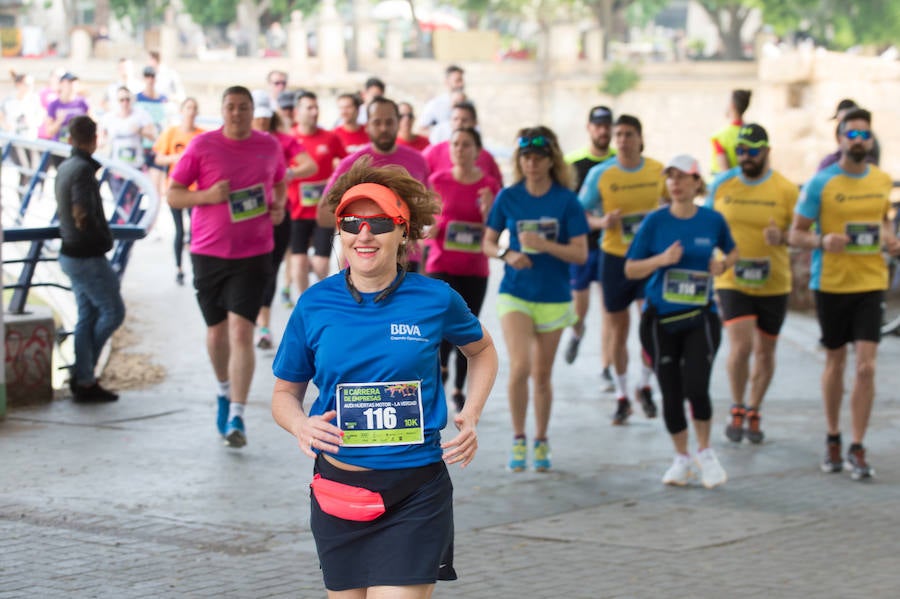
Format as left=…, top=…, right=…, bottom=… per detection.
left=117, top=146, right=139, bottom=164
left=663, top=269, right=711, bottom=306
left=516, top=218, right=558, bottom=254
left=621, top=212, right=649, bottom=243
left=336, top=381, right=425, bottom=447
left=228, top=184, right=267, bottom=223
left=734, top=258, right=770, bottom=288
left=301, top=182, right=326, bottom=207
left=845, top=222, right=880, bottom=255
left=445, top=221, right=484, bottom=253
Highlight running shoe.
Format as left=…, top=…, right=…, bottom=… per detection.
left=216, top=395, right=229, bottom=437
left=175, top=271, right=185, bottom=286
left=662, top=454, right=694, bottom=486
left=601, top=366, right=615, bottom=392
left=451, top=391, right=465, bottom=413
left=533, top=440, right=552, bottom=472
left=281, top=287, right=294, bottom=309
left=564, top=335, right=582, bottom=364
left=611, top=397, right=632, bottom=425
left=508, top=438, right=527, bottom=472
left=745, top=408, right=764, bottom=444
left=725, top=404, right=746, bottom=443
left=635, top=386, right=657, bottom=418
left=256, top=328, right=273, bottom=350
left=696, top=448, right=727, bottom=489
left=821, top=437, right=843, bottom=473
left=847, top=445, right=874, bottom=480
left=225, top=416, right=247, bottom=448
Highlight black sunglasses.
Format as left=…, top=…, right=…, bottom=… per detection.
left=339, top=214, right=404, bottom=235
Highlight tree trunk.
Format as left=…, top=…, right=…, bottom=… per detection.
left=700, top=2, right=750, bottom=60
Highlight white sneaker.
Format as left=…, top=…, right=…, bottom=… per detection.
left=662, top=454, right=694, bottom=486
left=696, top=448, right=727, bottom=489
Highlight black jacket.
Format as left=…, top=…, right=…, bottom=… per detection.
left=55, top=148, right=114, bottom=258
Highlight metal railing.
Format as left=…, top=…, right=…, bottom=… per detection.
left=1, top=133, right=159, bottom=316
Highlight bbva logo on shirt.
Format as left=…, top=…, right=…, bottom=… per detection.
left=390, top=323, right=428, bottom=342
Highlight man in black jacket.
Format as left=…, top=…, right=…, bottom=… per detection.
left=55, top=115, right=125, bottom=402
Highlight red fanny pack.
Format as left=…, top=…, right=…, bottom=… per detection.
left=310, top=474, right=387, bottom=522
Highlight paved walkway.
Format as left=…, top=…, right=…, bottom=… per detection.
left=3, top=233, right=900, bottom=598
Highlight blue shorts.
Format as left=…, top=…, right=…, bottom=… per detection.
left=569, top=248, right=601, bottom=291
left=600, top=251, right=645, bottom=313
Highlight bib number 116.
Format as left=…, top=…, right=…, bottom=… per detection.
left=363, top=407, right=397, bottom=429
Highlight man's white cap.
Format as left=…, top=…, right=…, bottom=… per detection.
left=251, top=89, right=274, bottom=119
left=664, top=154, right=701, bottom=177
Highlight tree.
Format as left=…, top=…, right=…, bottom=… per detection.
left=758, top=0, right=900, bottom=50
left=694, top=0, right=754, bottom=60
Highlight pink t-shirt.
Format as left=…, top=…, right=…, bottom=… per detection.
left=423, top=142, right=504, bottom=187
left=171, top=128, right=286, bottom=259
left=426, top=170, right=501, bottom=277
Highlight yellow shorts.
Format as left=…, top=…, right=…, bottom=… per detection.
left=497, top=293, right=576, bottom=333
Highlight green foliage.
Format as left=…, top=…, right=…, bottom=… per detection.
left=181, top=0, right=238, bottom=28
left=109, top=0, right=168, bottom=29
left=758, top=0, right=900, bottom=49
left=600, top=62, right=640, bottom=98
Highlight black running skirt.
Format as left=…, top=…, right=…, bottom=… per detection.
left=310, top=455, right=457, bottom=591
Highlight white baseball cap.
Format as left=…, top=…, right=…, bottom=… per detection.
left=251, top=89, right=274, bottom=119
left=664, top=154, right=701, bottom=177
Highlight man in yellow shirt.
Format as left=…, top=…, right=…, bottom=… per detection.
left=789, top=108, right=900, bottom=480
left=706, top=124, right=798, bottom=444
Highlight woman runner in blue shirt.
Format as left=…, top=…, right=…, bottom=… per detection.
left=625, top=154, right=737, bottom=489
left=272, top=158, right=498, bottom=597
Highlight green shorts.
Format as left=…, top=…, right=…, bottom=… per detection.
left=497, top=293, right=576, bottom=333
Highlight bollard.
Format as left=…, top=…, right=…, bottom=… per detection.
left=4, top=305, right=55, bottom=407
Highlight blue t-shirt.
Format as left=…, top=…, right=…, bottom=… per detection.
left=272, top=271, right=484, bottom=470
left=626, top=206, right=735, bottom=315
left=486, top=181, right=589, bottom=302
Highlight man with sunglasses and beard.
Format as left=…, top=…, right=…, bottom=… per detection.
left=706, top=124, right=798, bottom=445
left=789, top=108, right=900, bottom=481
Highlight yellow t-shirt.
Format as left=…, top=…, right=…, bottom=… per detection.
left=707, top=168, right=799, bottom=295
left=795, top=164, right=892, bottom=293
left=577, top=156, right=664, bottom=257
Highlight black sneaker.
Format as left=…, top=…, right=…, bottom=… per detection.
left=635, top=386, right=657, bottom=418
left=73, top=382, right=119, bottom=403
left=725, top=404, right=746, bottom=443
left=564, top=335, right=582, bottom=364
left=611, top=397, right=632, bottom=425
left=847, top=445, right=874, bottom=480
left=821, top=437, right=843, bottom=473
left=452, top=391, right=465, bottom=413
left=175, top=271, right=185, bottom=286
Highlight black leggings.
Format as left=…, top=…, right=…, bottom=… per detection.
left=171, top=207, right=187, bottom=269
left=639, top=308, right=721, bottom=435
left=428, top=272, right=488, bottom=390
left=261, top=217, right=292, bottom=308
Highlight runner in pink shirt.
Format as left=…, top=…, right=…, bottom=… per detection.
left=168, top=86, right=287, bottom=450
left=422, top=101, right=503, bottom=185
left=426, top=127, right=500, bottom=412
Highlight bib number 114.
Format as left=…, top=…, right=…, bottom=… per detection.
left=363, top=406, right=397, bottom=429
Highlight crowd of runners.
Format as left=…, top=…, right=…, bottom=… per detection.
left=2, top=64, right=894, bottom=486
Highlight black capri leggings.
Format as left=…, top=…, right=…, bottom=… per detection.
left=639, top=308, right=721, bottom=435
left=428, top=272, right=488, bottom=390
left=261, top=217, right=292, bottom=308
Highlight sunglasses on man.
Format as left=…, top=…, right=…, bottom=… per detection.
left=844, top=129, right=872, bottom=141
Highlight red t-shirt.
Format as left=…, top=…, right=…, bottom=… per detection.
left=397, top=134, right=430, bottom=152
left=288, top=127, right=347, bottom=220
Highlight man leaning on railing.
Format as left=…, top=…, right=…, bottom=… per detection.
left=55, top=115, right=126, bottom=402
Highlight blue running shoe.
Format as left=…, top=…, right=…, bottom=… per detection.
left=508, top=437, right=527, bottom=472
left=225, top=416, right=247, bottom=448
left=533, top=440, right=552, bottom=472
left=217, top=395, right=229, bottom=437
